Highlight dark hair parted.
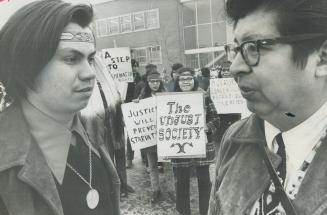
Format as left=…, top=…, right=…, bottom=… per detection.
left=225, top=0, right=327, bottom=68
left=0, top=0, right=94, bottom=100
left=142, top=68, right=165, bottom=98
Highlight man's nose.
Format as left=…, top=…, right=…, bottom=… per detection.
left=229, top=53, right=251, bottom=77
left=79, top=60, right=96, bottom=81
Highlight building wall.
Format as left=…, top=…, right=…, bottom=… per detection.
left=93, top=0, right=184, bottom=77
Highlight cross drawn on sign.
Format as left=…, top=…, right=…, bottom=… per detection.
left=170, top=142, right=193, bottom=154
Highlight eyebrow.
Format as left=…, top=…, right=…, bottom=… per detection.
left=234, top=33, right=279, bottom=44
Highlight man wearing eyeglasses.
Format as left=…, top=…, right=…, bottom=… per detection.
left=208, top=0, right=327, bottom=215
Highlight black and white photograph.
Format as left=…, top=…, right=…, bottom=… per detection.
left=0, top=0, right=326, bottom=214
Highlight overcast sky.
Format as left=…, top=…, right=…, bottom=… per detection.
left=0, top=0, right=113, bottom=28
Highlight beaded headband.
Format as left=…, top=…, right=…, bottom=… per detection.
left=60, top=31, right=95, bottom=43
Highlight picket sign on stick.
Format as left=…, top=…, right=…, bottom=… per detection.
left=122, top=97, right=157, bottom=150
left=101, top=47, right=132, bottom=101
left=210, top=78, right=251, bottom=118
left=156, top=92, right=206, bottom=159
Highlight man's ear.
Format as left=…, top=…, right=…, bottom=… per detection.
left=315, top=40, right=327, bottom=77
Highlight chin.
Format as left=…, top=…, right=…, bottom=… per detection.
left=246, top=99, right=275, bottom=118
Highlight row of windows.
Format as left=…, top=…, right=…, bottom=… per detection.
left=96, top=9, right=160, bottom=37
left=131, top=45, right=162, bottom=66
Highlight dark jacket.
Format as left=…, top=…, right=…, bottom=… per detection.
left=208, top=114, right=327, bottom=215
left=0, top=103, right=120, bottom=215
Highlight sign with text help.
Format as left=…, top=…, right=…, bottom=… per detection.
left=122, top=97, right=157, bottom=150
left=156, top=92, right=206, bottom=159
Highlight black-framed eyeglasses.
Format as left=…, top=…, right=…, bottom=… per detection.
left=224, top=33, right=326, bottom=67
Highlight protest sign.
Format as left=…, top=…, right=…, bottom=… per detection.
left=122, top=97, right=157, bottom=150
left=210, top=78, right=251, bottom=117
left=156, top=92, right=206, bottom=159
left=101, top=47, right=132, bottom=101
left=101, top=47, right=133, bottom=83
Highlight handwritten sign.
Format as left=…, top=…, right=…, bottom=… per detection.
left=101, top=47, right=133, bottom=83
left=122, top=97, right=157, bottom=150
left=156, top=92, right=206, bottom=159
left=210, top=78, right=251, bottom=117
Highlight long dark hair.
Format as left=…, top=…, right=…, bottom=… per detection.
left=143, top=80, right=165, bottom=98
left=0, top=0, right=94, bottom=100
left=173, top=76, right=199, bottom=92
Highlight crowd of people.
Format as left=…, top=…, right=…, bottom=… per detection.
left=0, top=0, right=327, bottom=215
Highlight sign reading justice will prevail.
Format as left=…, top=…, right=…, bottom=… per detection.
left=156, top=92, right=206, bottom=159
left=122, top=97, right=157, bottom=150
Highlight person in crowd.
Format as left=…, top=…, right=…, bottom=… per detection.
left=208, top=0, right=327, bottom=214
left=125, top=59, right=144, bottom=169
left=0, top=1, right=120, bottom=214
left=133, top=68, right=166, bottom=203
left=199, top=67, right=210, bottom=92
left=166, top=63, right=183, bottom=92
left=138, top=63, right=158, bottom=169
left=80, top=56, right=134, bottom=199
left=216, top=65, right=242, bottom=149
left=172, top=67, right=220, bottom=215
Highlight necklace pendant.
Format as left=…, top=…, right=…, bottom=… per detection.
left=86, top=189, right=99, bottom=209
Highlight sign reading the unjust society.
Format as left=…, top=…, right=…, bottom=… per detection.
left=101, top=47, right=133, bottom=83
left=210, top=78, right=251, bottom=117
left=122, top=97, right=157, bottom=150
left=156, top=92, right=206, bottom=159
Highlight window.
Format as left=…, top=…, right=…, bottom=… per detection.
left=197, top=0, right=211, bottom=24
left=133, top=12, right=145, bottom=31
left=148, top=46, right=162, bottom=64
left=146, top=9, right=159, bottom=29
left=181, top=0, right=227, bottom=69
left=198, top=24, right=212, bottom=48
left=212, top=22, right=226, bottom=46
left=95, top=8, right=160, bottom=37
left=108, top=17, right=119, bottom=35
left=185, top=54, right=199, bottom=68
left=131, top=48, right=147, bottom=65
left=184, top=26, right=197, bottom=50
left=182, top=1, right=196, bottom=26
left=96, top=19, right=108, bottom=37
left=131, top=45, right=162, bottom=66
left=120, top=14, right=132, bottom=33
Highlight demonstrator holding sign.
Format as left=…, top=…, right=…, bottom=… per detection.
left=171, top=67, right=220, bottom=215
left=133, top=68, right=166, bottom=204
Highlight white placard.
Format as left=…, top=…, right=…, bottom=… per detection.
left=101, top=47, right=132, bottom=101
left=122, top=97, right=157, bottom=150
left=156, top=92, right=206, bottom=159
left=210, top=78, right=251, bottom=117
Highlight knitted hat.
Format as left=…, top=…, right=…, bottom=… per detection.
left=176, top=67, right=195, bottom=76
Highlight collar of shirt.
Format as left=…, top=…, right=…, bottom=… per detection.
left=21, top=98, right=91, bottom=185
left=265, top=101, right=327, bottom=179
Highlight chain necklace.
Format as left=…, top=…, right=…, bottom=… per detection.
left=66, top=128, right=99, bottom=210
left=23, top=98, right=100, bottom=209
